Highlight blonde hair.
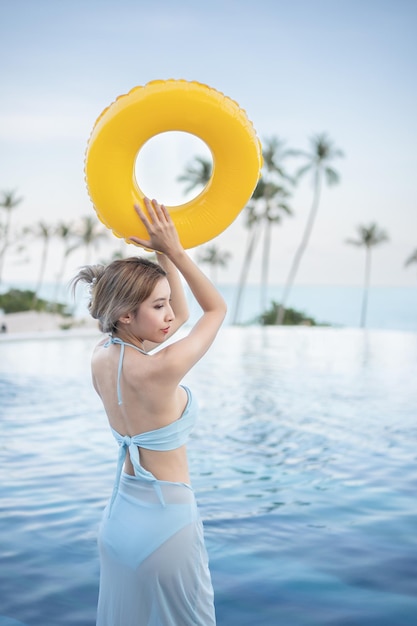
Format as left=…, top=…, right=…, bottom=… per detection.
left=71, top=256, right=167, bottom=334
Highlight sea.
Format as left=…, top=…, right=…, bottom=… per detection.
left=0, top=283, right=416, bottom=625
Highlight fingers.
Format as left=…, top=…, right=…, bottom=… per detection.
left=132, top=197, right=177, bottom=254
left=146, top=197, right=170, bottom=223
left=158, top=202, right=171, bottom=223
left=143, top=197, right=156, bottom=222
left=128, top=236, right=152, bottom=249
left=134, top=202, right=152, bottom=230
left=135, top=197, right=171, bottom=229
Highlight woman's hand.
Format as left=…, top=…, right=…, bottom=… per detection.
left=130, top=198, right=183, bottom=256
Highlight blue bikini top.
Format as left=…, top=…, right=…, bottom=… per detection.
left=103, top=336, right=197, bottom=514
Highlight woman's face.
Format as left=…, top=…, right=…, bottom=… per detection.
left=131, top=277, right=174, bottom=343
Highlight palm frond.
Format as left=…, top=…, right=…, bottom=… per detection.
left=346, top=223, right=389, bottom=248
left=325, top=167, right=340, bottom=186
left=405, top=248, right=417, bottom=267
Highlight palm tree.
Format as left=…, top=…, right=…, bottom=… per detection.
left=259, top=180, right=292, bottom=312
left=346, top=222, right=389, bottom=328
left=196, top=244, right=231, bottom=283
left=76, top=216, right=109, bottom=264
left=0, top=190, right=24, bottom=284
left=259, top=137, right=295, bottom=312
left=177, top=156, right=212, bottom=193
left=177, top=153, right=261, bottom=323
left=178, top=140, right=294, bottom=323
left=232, top=202, right=263, bottom=324
left=233, top=136, right=294, bottom=323
left=53, top=221, right=80, bottom=303
left=262, top=136, right=296, bottom=183
left=23, top=221, right=56, bottom=304
left=232, top=180, right=292, bottom=323
left=276, top=133, right=343, bottom=324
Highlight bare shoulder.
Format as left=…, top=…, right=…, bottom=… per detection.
left=92, top=336, right=108, bottom=356
left=91, top=336, right=110, bottom=380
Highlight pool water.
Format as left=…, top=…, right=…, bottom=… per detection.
left=1, top=326, right=416, bottom=625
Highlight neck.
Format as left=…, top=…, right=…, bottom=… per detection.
left=113, top=329, right=145, bottom=351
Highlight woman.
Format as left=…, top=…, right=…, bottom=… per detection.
left=72, top=198, right=227, bottom=625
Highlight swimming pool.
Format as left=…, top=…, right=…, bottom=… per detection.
left=1, top=326, right=416, bottom=625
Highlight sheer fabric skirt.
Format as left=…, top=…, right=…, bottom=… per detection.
left=96, top=472, right=216, bottom=626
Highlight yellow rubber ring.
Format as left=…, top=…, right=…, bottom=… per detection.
left=85, top=79, right=263, bottom=249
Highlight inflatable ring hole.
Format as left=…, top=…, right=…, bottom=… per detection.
left=134, top=131, right=213, bottom=207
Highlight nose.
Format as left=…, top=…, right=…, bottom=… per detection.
left=165, top=304, right=175, bottom=321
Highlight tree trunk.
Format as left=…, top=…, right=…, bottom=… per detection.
left=52, top=251, right=69, bottom=310
left=276, top=169, right=322, bottom=324
left=0, top=209, right=12, bottom=284
left=360, top=247, right=371, bottom=328
left=260, top=221, right=272, bottom=313
left=232, top=225, right=260, bottom=324
left=32, top=241, right=49, bottom=306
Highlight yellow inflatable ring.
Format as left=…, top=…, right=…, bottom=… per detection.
left=85, top=79, right=262, bottom=249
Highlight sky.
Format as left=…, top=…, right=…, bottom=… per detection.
left=1, top=0, right=416, bottom=287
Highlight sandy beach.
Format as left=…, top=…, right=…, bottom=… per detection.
left=0, top=311, right=100, bottom=337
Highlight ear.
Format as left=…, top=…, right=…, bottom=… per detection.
left=118, top=311, right=134, bottom=326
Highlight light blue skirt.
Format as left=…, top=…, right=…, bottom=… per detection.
left=96, top=473, right=216, bottom=626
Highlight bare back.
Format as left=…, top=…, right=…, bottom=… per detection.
left=92, top=337, right=191, bottom=483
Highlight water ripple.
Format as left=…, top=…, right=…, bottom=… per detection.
left=1, top=327, right=417, bottom=625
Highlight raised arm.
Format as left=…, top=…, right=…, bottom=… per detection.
left=156, top=253, right=189, bottom=330
left=130, top=198, right=227, bottom=378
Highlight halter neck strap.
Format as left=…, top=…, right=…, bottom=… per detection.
left=103, top=336, right=147, bottom=405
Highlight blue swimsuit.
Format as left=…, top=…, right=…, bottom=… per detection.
left=96, top=337, right=216, bottom=626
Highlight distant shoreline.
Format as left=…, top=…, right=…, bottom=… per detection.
left=1, top=311, right=416, bottom=345
left=0, top=311, right=99, bottom=337
left=1, top=283, right=416, bottom=332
